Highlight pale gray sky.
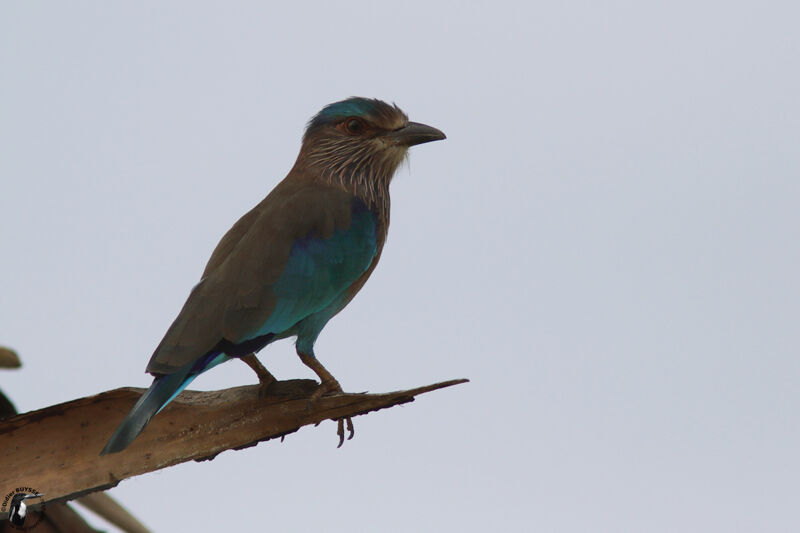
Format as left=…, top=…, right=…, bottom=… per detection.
left=2, top=2, right=799, bottom=531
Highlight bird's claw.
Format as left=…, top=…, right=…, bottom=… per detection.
left=305, top=378, right=355, bottom=447
left=257, top=379, right=276, bottom=400
left=309, top=377, right=343, bottom=402
left=336, top=417, right=355, bottom=448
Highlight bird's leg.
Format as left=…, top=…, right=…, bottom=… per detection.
left=298, top=351, right=343, bottom=399
left=297, top=350, right=355, bottom=447
left=241, top=353, right=276, bottom=399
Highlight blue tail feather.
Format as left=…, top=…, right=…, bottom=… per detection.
left=101, top=352, right=229, bottom=455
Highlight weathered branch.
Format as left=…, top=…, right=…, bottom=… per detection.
left=0, top=378, right=467, bottom=508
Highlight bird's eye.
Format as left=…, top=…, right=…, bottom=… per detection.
left=344, top=118, right=365, bottom=135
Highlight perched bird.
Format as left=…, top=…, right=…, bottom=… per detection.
left=101, top=97, right=445, bottom=454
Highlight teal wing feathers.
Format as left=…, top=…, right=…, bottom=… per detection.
left=250, top=203, right=377, bottom=340
left=146, top=183, right=378, bottom=375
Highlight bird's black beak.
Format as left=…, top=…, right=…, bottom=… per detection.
left=386, top=121, right=446, bottom=147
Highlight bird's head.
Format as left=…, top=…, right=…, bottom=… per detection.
left=297, top=97, right=445, bottom=201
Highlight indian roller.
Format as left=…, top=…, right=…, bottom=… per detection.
left=101, top=97, right=445, bottom=454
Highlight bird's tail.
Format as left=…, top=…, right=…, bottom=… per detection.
left=100, top=371, right=190, bottom=455
left=101, top=352, right=229, bottom=455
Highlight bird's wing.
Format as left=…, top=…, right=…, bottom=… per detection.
left=146, top=183, right=378, bottom=374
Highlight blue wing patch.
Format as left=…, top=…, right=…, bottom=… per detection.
left=239, top=201, right=378, bottom=343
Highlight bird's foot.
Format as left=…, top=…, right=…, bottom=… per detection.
left=257, top=378, right=277, bottom=400
left=336, top=416, right=355, bottom=448
left=297, top=351, right=355, bottom=447
left=241, top=353, right=277, bottom=399
left=309, top=376, right=343, bottom=401
left=308, top=378, right=355, bottom=447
